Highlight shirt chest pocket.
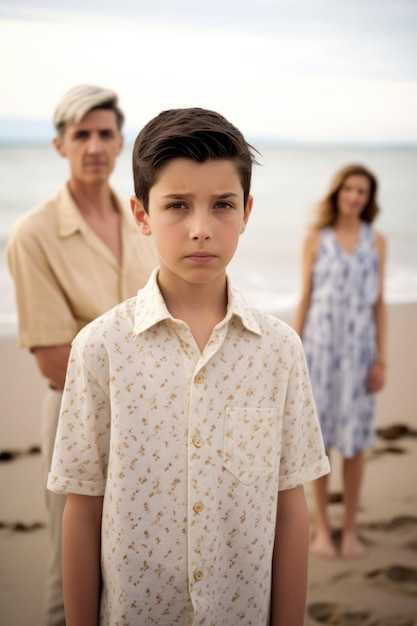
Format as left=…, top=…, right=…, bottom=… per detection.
left=223, top=408, right=281, bottom=485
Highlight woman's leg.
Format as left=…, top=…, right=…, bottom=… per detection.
left=341, top=451, right=365, bottom=558
left=310, top=458, right=337, bottom=558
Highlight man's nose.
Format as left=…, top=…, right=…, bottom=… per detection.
left=86, top=134, right=104, bottom=153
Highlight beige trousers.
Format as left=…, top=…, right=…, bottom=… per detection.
left=40, top=387, right=66, bottom=626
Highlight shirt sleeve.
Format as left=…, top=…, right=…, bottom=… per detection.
left=278, top=334, right=330, bottom=491
left=7, top=224, right=78, bottom=348
left=47, top=337, right=111, bottom=496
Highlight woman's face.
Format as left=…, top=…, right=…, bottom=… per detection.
left=337, top=174, right=371, bottom=219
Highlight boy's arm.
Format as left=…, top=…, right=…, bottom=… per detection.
left=270, top=485, right=310, bottom=626
left=62, top=494, right=104, bottom=626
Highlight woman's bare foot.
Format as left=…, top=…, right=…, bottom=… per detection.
left=341, top=532, right=365, bottom=559
left=311, top=532, right=337, bottom=559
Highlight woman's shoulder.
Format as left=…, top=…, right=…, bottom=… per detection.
left=303, top=227, right=322, bottom=248
left=363, top=224, right=386, bottom=258
left=364, top=223, right=386, bottom=244
left=302, top=226, right=329, bottom=258
left=373, top=228, right=387, bottom=257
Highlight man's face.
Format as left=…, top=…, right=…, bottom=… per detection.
left=53, top=109, right=123, bottom=186
left=131, top=158, right=252, bottom=293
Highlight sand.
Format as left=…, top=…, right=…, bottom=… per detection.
left=1, top=301, right=416, bottom=625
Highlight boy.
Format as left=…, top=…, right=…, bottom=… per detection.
left=48, top=107, right=330, bottom=625
left=7, top=84, right=156, bottom=626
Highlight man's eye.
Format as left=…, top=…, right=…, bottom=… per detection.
left=215, top=202, right=233, bottom=209
left=74, top=131, right=89, bottom=140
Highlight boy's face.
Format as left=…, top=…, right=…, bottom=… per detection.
left=53, top=109, right=123, bottom=186
left=131, top=158, right=252, bottom=291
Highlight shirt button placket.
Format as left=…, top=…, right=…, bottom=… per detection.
left=193, top=501, right=204, bottom=514
left=190, top=369, right=205, bottom=598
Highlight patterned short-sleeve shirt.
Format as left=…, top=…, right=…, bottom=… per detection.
left=48, top=269, right=329, bottom=626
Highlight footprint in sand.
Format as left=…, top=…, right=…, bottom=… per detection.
left=360, top=515, right=417, bottom=533
left=307, top=602, right=416, bottom=626
left=369, top=446, right=406, bottom=458
left=359, top=516, right=417, bottom=552
left=307, top=602, right=372, bottom=625
left=366, top=564, right=417, bottom=596
left=377, top=423, right=417, bottom=440
left=372, top=615, right=416, bottom=626
left=0, top=521, right=45, bottom=532
left=0, top=446, right=41, bottom=462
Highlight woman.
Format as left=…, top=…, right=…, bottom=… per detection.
left=293, top=164, right=387, bottom=559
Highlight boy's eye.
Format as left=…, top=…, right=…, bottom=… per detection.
left=167, top=202, right=187, bottom=210
left=215, top=201, right=233, bottom=210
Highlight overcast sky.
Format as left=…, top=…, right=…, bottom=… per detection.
left=1, top=0, right=416, bottom=143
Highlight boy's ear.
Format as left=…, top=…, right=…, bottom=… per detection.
left=240, top=195, right=253, bottom=234
left=130, top=196, right=152, bottom=236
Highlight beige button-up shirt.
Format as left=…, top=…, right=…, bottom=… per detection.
left=48, top=269, right=330, bottom=625
left=7, top=183, right=157, bottom=348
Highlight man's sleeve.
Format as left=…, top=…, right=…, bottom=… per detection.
left=7, top=226, right=78, bottom=348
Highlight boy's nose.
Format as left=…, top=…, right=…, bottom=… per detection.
left=190, top=214, right=212, bottom=240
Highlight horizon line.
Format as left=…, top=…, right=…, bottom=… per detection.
left=0, top=117, right=416, bottom=149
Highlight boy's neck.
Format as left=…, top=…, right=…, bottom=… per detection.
left=158, top=274, right=228, bottom=352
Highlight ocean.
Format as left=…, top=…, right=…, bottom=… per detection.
left=1, top=143, right=417, bottom=330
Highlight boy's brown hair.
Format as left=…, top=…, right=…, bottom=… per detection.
left=132, top=108, right=259, bottom=212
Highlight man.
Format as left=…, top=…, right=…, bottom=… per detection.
left=7, top=84, right=157, bottom=626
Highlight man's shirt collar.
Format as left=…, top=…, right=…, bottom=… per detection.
left=57, top=183, right=135, bottom=238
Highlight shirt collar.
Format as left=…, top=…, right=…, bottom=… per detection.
left=133, top=269, right=261, bottom=337
left=57, top=183, right=134, bottom=238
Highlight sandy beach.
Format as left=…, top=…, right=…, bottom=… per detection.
left=1, top=301, right=416, bottom=625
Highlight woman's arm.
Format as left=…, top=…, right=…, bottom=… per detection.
left=270, top=485, right=310, bottom=626
left=292, top=230, right=319, bottom=337
left=62, top=494, right=104, bottom=626
left=367, top=231, right=387, bottom=393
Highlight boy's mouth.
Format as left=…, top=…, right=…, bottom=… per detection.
left=186, top=252, right=216, bottom=263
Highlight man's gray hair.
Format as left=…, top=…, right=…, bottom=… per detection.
left=53, top=84, right=125, bottom=137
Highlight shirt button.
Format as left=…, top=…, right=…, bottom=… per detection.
left=195, top=374, right=204, bottom=383
left=193, top=436, right=203, bottom=448
left=193, top=501, right=204, bottom=514
left=194, top=570, right=204, bottom=581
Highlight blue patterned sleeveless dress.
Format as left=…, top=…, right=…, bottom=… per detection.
left=302, top=223, right=380, bottom=458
